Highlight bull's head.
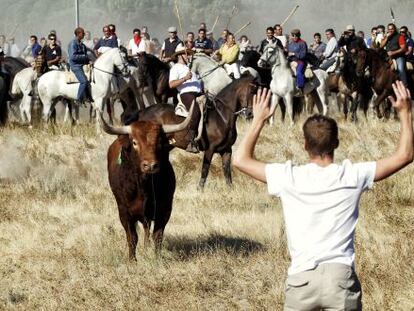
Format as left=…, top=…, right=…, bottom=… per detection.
left=100, top=103, right=194, bottom=174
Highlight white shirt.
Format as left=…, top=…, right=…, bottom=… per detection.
left=169, top=63, right=202, bottom=94
left=265, top=159, right=376, bottom=275
left=323, top=36, right=338, bottom=59
left=128, top=38, right=146, bottom=55
left=276, top=35, right=288, bottom=48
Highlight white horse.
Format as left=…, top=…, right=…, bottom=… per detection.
left=37, top=48, right=130, bottom=126
left=10, top=67, right=37, bottom=124
left=258, top=42, right=329, bottom=124
left=190, top=53, right=232, bottom=97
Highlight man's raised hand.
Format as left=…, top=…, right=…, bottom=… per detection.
left=252, top=88, right=275, bottom=124
left=389, top=81, right=412, bottom=114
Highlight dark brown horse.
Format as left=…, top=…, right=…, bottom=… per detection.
left=137, top=52, right=177, bottom=105
left=327, top=50, right=372, bottom=121
left=127, top=73, right=257, bottom=188
left=355, top=48, right=411, bottom=118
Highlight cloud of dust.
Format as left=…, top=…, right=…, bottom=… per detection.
left=0, top=134, right=30, bottom=181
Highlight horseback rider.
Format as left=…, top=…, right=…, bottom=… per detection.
left=93, top=25, right=118, bottom=57
left=381, top=23, right=408, bottom=86
left=194, top=28, right=213, bottom=55
left=169, top=46, right=202, bottom=153
left=127, top=28, right=145, bottom=58
left=68, top=27, right=93, bottom=104
left=400, top=26, right=414, bottom=63
left=259, top=27, right=283, bottom=54
left=217, top=33, right=241, bottom=79
left=338, top=25, right=366, bottom=53
left=161, top=27, right=184, bottom=63
left=287, top=29, right=308, bottom=94
left=319, top=28, right=338, bottom=71
left=274, top=24, right=289, bottom=50
left=44, top=33, right=62, bottom=70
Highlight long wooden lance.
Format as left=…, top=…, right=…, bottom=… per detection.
left=174, top=0, right=187, bottom=58
left=234, top=21, right=251, bottom=36
left=281, top=5, right=300, bottom=27
left=226, top=4, right=238, bottom=30
left=211, top=15, right=220, bottom=33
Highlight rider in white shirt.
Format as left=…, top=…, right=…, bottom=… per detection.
left=128, top=28, right=146, bottom=57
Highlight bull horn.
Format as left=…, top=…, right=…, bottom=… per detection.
left=99, top=112, right=131, bottom=135
left=162, top=101, right=195, bottom=133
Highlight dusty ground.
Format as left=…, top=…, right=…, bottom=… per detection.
left=0, top=108, right=413, bottom=310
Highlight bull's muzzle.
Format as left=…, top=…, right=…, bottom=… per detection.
left=141, top=161, right=160, bottom=173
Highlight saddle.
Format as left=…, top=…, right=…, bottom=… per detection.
left=175, top=94, right=206, bottom=142
left=65, top=64, right=92, bottom=84
left=290, top=61, right=314, bottom=79
left=390, top=59, right=413, bottom=72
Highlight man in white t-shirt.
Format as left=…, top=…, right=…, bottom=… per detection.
left=233, top=82, right=413, bottom=310
left=169, top=46, right=202, bottom=153
left=128, top=28, right=146, bottom=57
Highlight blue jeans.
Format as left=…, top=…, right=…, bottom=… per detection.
left=72, top=67, right=89, bottom=101
left=296, top=61, right=306, bottom=89
left=396, top=57, right=407, bottom=86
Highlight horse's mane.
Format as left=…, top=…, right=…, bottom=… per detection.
left=143, top=53, right=170, bottom=71
left=4, top=57, right=30, bottom=71
left=216, top=73, right=255, bottom=100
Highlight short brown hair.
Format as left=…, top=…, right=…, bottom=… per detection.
left=303, top=115, right=339, bottom=156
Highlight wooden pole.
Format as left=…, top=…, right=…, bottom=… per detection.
left=234, top=21, right=251, bottom=36
left=211, top=15, right=220, bottom=33
left=226, top=4, right=237, bottom=30
left=174, top=0, right=187, bottom=58
left=281, top=5, right=300, bottom=27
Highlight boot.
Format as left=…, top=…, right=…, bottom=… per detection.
left=185, top=130, right=199, bottom=154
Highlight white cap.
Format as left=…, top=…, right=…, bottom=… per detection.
left=346, top=24, right=355, bottom=31
left=168, top=26, right=177, bottom=33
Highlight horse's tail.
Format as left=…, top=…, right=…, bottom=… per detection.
left=0, top=77, right=8, bottom=126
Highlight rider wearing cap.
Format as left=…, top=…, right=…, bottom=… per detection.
left=169, top=46, right=202, bottom=153
left=287, top=29, right=308, bottom=93
left=161, top=27, right=184, bottom=63
left=338, top=25, right=366, bottom=52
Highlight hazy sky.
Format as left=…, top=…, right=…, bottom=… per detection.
left=1, top=0, right=414, bottom=48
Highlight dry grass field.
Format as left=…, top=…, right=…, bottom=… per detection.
left=0, top=108, right=413, bottom=310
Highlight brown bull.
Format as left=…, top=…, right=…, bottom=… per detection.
left=101, top=104, right=193, bottom=259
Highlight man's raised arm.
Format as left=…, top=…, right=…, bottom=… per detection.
left=232, top=88, right=276, bottom=183
left=375, top=81, right=414, bottom=182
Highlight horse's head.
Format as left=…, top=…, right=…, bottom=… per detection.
left=113, top=47, right=130, bottom=76
left=355, top=49, right=368, bottom=78
left=136, top=52, right=150, bottom=85
left=240, top=50, right=261, bottom=68
left=258, top=43, right=279, bottom=69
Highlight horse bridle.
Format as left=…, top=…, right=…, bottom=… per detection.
left=93, top=49, right=130, bottom=78
left=259, top=45, right=277, bottom=69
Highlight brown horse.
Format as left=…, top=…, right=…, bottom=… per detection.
left=127, top=73, right=257, bottom=188
left=355, top=48, right=410, bottom=118
left=327, top=50, right=372, bottom=121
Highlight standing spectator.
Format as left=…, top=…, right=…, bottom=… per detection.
left=7, top=37, right=20, bottom=57
left=274, top=24, right=288, bottom=50
left=83, top=31, right=94, bottom=50
left=0, top=35, right=9, bottom=56
left=141, top=26, right=150, bottom=39
left=309, top=32, right=327, bottom=59
left=39, top=37, right=47, bottom=49
left=232, top=81, right=413, bottom=311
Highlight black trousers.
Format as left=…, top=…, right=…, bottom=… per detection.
left=180, top=92, right=201, bottom=133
